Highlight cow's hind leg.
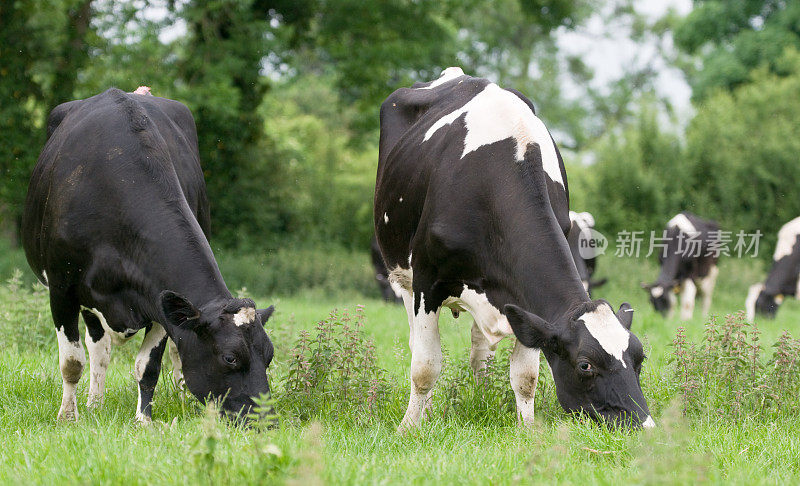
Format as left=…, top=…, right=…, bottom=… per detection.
left=134, top=322, right=169, bottom=423
left=469, top=319, right=494, bottom=378
left=81, top=309, right=111, bottom=407
left=510, top=339, right=540, bottom=427
left=399, top=291, right=442, bottom=432
left=51, top=291, right=86, bottom=421
left=699, top=265, right=718, bottom=316
left=167, top=338, right=184, bottom=390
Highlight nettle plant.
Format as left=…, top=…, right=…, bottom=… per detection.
left=278, top=307, right=391, bottom=422
left=673, top=311, right=800, bottom=419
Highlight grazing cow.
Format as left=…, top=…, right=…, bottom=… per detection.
left=371, top=236, right=403, bottom=303
left=22, top=88, right=275, bottom=422
left=745, top=216, right=800, bottom=321
left=375, top=68, right=652, bottom=430
left=567, top=211, right=607, bottom=296
left=641, top=212, right=720, bottom=320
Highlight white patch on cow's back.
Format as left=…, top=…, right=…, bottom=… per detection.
left=233, top=307, right=256, bottom=327
left=650, top=286, right=664, bottom=298
left=417, top=67, right=465, bottom=90
left=667, top=213, right=698, bottom=236
left=774, top=216, right=800, bottom=261
left=579, top=303, right=630, bottom=367
left=423, top=83, right=564, bottom=187
left=384, top=212, right=389, bottom=224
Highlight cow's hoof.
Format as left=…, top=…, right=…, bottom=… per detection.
left=86, top=395, right=104, bottom=408
left=57, top=409, right=78, bottom=422
left=135, top=413, right=153, bottom=426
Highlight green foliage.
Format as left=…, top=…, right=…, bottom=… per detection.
left=0, top=270, right=52, bottom=351
left=682, top=49, right=800, bottom=253
left=673, top=313, right=800, bottom=420
left=572, top=101, right=686, bottom=236
left=278, top=307, right=392, bottom=422
left=674, top=0, right=800, bottom=100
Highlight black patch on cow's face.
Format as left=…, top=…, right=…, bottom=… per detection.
left=642, top=283, right=673, bottom=316
left=754, top=291, right=780, bottom=318
left=505, top=301, right=650, bottom=428
left=160, top=291, right=274, bottom=420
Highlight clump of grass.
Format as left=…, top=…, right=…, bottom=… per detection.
left=277, top=306, right=392, bottom=422
left=432, top=343, right=561, bottom=426
left=673, top=311, right=800, bottom=419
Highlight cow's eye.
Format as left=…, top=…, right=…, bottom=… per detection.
left=223, top=355, right=238, bottom=366
left=578, top=361, right=593, bottom=374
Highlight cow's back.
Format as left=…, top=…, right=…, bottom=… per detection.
left=22, top=88, right=209, bottom=282
left=375, top=74, right=569, bottom=273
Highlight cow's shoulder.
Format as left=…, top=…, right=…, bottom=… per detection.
left=46, top=99, right=85, bottom=139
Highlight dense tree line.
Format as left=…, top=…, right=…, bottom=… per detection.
left=2, top=0, right=798, bottom=257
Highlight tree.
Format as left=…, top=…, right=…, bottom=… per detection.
left=674, top=0, right=800, bottom=100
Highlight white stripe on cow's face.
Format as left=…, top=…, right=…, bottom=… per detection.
left=667, top=213, right=698, bottom=236
left=417, top=67, right=464, bottom=90
left=233, top=307, right=256, bottom=327
left=578, top=303, right=630, bottom=368
left=650, top=286, right=664, bottom=298
left=422, top=83, right=564, bottom=187
left=774, top=216, right=800, bottom=260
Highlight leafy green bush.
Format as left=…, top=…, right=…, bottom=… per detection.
left=277, top=307, right=392, bottom=423
left=673, top=312, right=800, bottom=419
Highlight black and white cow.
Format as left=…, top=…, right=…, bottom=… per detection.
left=746, top=216, right=800, bottom=321
left=371, top=236, right=403, bottom=303
left=22, top=88, right=275, bottom=422
left=375, top=68, right=652, bottom=430
left=567, top=211, right=607, bottom=296
left=641, top=212, right=720, bottom=320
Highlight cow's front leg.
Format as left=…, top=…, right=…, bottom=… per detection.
left=510, top=338, right=540, bottom=427
left=134, top=322, right=168, bottom=424
left=399, top=293, right=442, bottom=432
left=81, top=309, right=112, bottom=407
left=680, top=279, right=697, bottom=320
left=469, top=319, right=494, bottom=378
left=167, top=338, right=184, bottom=390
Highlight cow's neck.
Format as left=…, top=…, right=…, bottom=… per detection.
left=144, top=208, right=232, bottom=311
left=493, top=213, right=589, bottom=325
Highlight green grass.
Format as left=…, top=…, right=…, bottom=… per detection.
left=1, top=251, right=800, bottom=484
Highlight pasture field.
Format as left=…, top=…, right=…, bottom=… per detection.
left=1, top=251, right=799, bottom=485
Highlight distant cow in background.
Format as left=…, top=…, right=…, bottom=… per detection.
left=642, top=212, right=720, bottom=320
left=746, top=216, right=800, bottom=321
left=371, top=236, right=402, bottom=303
left=567, top=211, right=607, bottom=296
left=22, top=88, right=275, bottom=422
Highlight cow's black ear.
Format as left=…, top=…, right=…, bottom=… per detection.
left=257, top=306, right=275, bottom=326
left=504, top=304, right=561, bottom=350
left=640, top=282, right=651, bottom=290
left=160, top=290, right=201, bottom=329
left=617, top=302, right=634, bottom=330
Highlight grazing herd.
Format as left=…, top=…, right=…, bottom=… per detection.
left=19, top=69, right=794, bottom=430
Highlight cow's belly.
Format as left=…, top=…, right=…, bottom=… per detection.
left=444, top=286, right=514, bottom=347
left=80, top=306, right=139, bottom=345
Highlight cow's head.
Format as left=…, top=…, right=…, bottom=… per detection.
left=745, top=283, right=780, bottom=321
left=641, top=282, right=676, bottom=316
left=505, top=301, right=653, bottom=429
left=160, top=291, right=275, bottom=420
